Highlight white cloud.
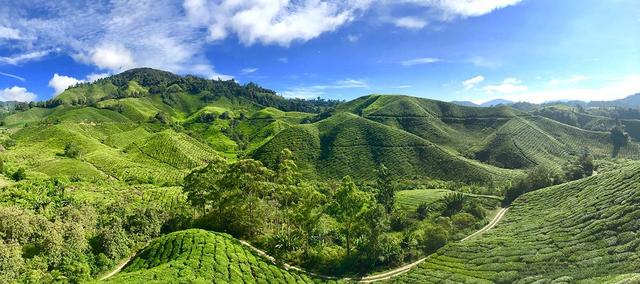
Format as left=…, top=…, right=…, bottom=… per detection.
left=470, top=74, right=640, bottom=104
left=240, top=68, right=258, bottom=75
left=501, top=74, right=640, bottom=104
left=0, top=71, right=25, bottom=82
left=483, top=78, right=527, bottom=94
left=281, top=88, right=325, bottom=99
left=278, top=57, right=289, bottom=63
left=75, top=43, right=135, bottom=72
left=394, top=17, right=428, bottom=29
left=48, top=74, right=83, bottom=95
left=346, top=34, right=360, bottom=42
left=462, top=75, right=484, bottom=89
left=184, top=0, right=368, bottom=47
left=0, top=50, right=52, bottom=65
left=281, top=78, right=369, bottom=98
left=48, top=72, right=112, bottom=95
left=397, top=0, right=522, bottom=18
left=549, top=75, right=589, bottom=87
left=401, top=57, right=440, bottom=67
left=1, top=0, right=522, bottom=77
left=0, top=86, right=36, bottom=102
left=0, top=26, right=21, bottom=39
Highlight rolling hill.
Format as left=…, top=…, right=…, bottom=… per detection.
left=103, top=229, right=333, bottom=284
left=389, top=162, right=640, bottom=283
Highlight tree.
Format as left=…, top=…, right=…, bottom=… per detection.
left=183, top=158, right=227, bottom=215
left=611, top=125, right=629, bottom=157
left=565, top=149, right=594, bottom=180
left=503, top=165, right=562, bottom=205
left=417, top=223, right=448, bottom=254
left=217, top=159, right=273, bottom=236
left=361, top=203, right=388, bottom=265
left=63, top=142, right=81, bottom=158
left=375, top=164, right=395, bottom=214
left=331, top=176, right=373, bottom=255
left=442, top=192, right=466, bottom=216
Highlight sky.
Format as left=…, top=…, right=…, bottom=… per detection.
left=0, top=0, right=639, bottom=104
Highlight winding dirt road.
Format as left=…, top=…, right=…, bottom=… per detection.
left=100, top=207, right=510, bottom=282
left=99, top=256, right=133, bottom=281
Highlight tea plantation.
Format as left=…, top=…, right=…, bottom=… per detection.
left=389, top=163, right=640, bottom=283
left=104, top=229, right=335, bottom=284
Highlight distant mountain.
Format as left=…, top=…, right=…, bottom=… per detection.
left=588, top=93, right=640, bottom=108
left=450, top=100, right=478, bottom=107
left=480, top=99, right=514, bottom=107
left=450, top=99, right=514, bottom=107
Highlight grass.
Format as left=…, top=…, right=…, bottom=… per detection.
left=104, top=229, right=335, bottom=284
left=389, top=162, right=640, bottom=283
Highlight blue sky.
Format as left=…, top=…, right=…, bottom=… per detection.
left=1, top=0, right=639, bottom=103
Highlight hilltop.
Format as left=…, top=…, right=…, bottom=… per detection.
left=104, top=229, right=332, bottom=284
left=3, top=70, right=640, bottom=186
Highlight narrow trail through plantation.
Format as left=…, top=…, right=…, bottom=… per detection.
left=99, top=207, right=510, bottom=282
left=99, top=255, right=133, bottom=281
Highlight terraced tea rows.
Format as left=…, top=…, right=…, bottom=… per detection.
left=105, top=229, right=335, bottom=284
left=389, top=162, right=640, bottom=283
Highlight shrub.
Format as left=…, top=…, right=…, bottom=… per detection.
left=416, top=202, right=432, bottom=220
left=63, top=142, right=81, bottom=158
left=12, top=168, right=26, bottom=181
left=390, top=210, right=411, bottom=231
left=417, top=223, right=449, bottom=254
left=451, top=213, right=476, bottom=229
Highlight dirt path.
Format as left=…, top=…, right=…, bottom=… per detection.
left=99, top=208, right=510, bottom=282
left=461, top=207, right=509, bottom=242
left=99, top=255, right=133, bottom=281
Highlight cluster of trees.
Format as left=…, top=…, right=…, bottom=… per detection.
left=504, top=150, right=595, bottom=206
left=0, top=178, right=189, bottom=283
left=183, top=151, right=488, bottom=274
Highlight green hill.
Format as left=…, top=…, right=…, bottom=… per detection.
left=389, top=162, right=640, bottom=283
left=254, top=111, right=519, bottom=185
left=104, top=229, right=333, bottom=284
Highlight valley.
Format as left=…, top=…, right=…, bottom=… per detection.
left=0, top=69, right=638, bottom=283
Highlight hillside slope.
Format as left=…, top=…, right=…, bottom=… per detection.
left=104, top=229, right=333, bottom=284
left=254, top=111, right=519, bottom=184
left=389, top=162, right=640, bottom=283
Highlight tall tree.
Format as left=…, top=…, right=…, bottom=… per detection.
left=611, top=125, right=629, bottom=157
left=183, top=157, right=227, bottom=215
left=375, top=164, right=395, bottom=214
left=331, top=176, right=373, bottom=255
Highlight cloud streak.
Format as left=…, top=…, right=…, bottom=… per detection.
left=0, top=71, right=26, bottom=82
left=401, top=57, right=440, bottom=67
